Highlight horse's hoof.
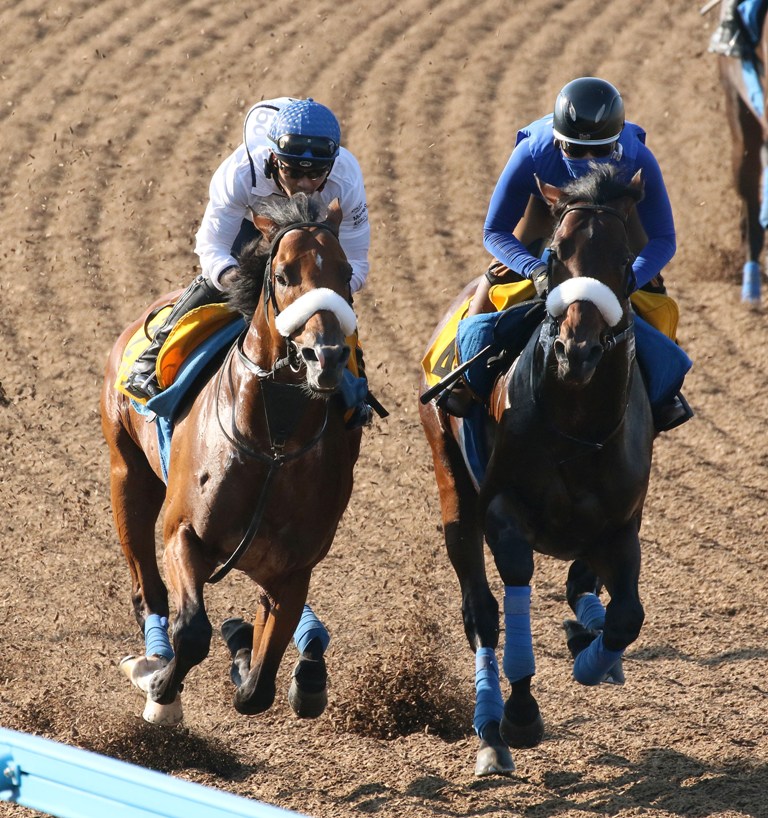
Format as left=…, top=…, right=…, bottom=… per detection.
left=475, top=722, right=515, bottom=777
left=500, top=709, right=545, bottom=749
left=142, top=694, right=183, bottom=726
left=475, top=744, right=515, bottom=777
left=563, top=619, right=597, bottom=659
left=288, top=655, right=328, bottom=718
left=221, top=618, right=254, bottom=654
left=603, top=657, right=625, bottom=685
left=119, top=654, right=169, bottom=693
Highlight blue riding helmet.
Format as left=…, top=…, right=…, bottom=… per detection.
left=267, top=98, right=341, bottom=167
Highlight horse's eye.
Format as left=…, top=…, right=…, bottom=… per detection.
left=274, top=271, right=289, bottom=287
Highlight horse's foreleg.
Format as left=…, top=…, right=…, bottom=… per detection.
left=572, top=524, right=644, bottom=686
left=234, top=570, right=311, bottom=716
left=144, top=524, right=214, bottom=708
left=288, top=603, right=330, bottom=718
left=484, top=494, right=544, bottom=754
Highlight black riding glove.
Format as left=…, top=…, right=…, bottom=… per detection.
left=531, top=265, right=548, bottom=299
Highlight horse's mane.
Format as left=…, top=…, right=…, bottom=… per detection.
left=227, top=193, right=326, bottom=320
left=551, top=163, right=643, bottom=221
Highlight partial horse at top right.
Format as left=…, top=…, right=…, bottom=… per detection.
left=708, top=0, right=768, bottom=303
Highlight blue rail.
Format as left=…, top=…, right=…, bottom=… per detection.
left=0, top=728, right=307, bottom=818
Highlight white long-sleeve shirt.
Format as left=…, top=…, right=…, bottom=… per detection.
left=194, top=98, right=370, bottom=293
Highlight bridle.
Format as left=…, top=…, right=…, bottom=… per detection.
left=208, top=219, right=343, bottom=584
left=546, top=202, right=635, bottom=353
left=535, top=201, right=639, bottom=453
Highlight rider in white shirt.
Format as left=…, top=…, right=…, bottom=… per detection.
left=125, top=97, right=371, bottom=401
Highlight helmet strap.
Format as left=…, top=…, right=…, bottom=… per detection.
left=265, top=153, right=289, bottom=195
left=315, top=159, right=335, bottom=192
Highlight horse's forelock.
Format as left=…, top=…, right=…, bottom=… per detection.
left=553, top=164, right=641, bottom=219
left=227, top=194, right=330, bottom=321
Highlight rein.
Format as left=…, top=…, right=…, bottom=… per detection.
left=207, top=220, right=340, bottom=584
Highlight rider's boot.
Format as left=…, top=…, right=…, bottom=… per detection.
left=123, top=274, right=223, bottom=401
left=653, top=391, right=694, bottom=434
left=708, top=0, right=752, bottom=58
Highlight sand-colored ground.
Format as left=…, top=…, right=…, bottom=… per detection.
left=1, top=1, right=767, bottom=816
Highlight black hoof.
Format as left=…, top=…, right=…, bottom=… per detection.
left=500, top=699, right=544, bottom=749
left=221, top=617, right=253, bottom=656
left=475, top=721, right=515, bottom=776
left=288, top=654, right=328, bottom=718
left=563, top=618, right=598, bottom=659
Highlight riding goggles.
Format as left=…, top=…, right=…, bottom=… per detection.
left=275, top=133, right=338, bottom=160
left=559, top=140, right=616, bottom=158
left=276, top=159, right=331, bottom=180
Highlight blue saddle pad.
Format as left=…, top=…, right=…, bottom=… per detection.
left=131, top=318, right=246, bottom=483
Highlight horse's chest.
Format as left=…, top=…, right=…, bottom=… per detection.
left=502, top=444, right=638, bottom=554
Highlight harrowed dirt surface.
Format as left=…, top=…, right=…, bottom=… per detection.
left=1, top=2, right=767, bottom=817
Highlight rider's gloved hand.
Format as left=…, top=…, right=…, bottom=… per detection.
left=531, top=264, right=549, bottom=298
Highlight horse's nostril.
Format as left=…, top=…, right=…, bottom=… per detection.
left=301, top=347, right=319, bottom=364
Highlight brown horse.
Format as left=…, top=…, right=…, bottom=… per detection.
left=716, top=0, right=768, bottom=302
left=101, top=194, right=361, bottom=725
left=419, top=165, right=655, bottom=776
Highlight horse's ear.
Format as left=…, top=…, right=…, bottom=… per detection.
left=536, top=175, right=563, bottom=207
left=252, top=214, right=280, bottom=241
left=323, top=198, right=343, bottom=235
left=629, top=169, right=644, bottom=198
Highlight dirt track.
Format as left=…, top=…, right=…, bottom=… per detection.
left=1, top=1, right=768, bottom=817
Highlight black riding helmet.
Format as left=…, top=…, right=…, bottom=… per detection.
left=553, top=77, right=625, bottom=145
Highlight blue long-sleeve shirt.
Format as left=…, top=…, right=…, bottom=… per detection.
left=483, top=115, right=676, bottom=290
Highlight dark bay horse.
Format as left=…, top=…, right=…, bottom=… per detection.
left=716, top=0, right=768, bottom=302
left=101, top=195, right=361, bottom=725
left=419, top=165, right=655, bottom=776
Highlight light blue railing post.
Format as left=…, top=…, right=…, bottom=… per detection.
left=0, top=727, right=308, bottom=818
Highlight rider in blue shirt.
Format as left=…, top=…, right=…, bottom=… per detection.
left=461, top=77, right=689, bottom=432
left=469, top=76, right=676, bottom=315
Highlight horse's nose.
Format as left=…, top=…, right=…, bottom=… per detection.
left=301, top=343, right=350, bottom=388
left=554, top=337, right=603, bottom=382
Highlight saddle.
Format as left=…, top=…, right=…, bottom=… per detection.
left=114, top=301, right=239, bottom=402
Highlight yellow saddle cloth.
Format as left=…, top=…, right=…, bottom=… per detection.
left=114, top=302, right=236, bottom=403
left=421, top=281, right=680, bottom=389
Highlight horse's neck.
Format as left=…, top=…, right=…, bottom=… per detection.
left=536, top=331, right=634, bottom=438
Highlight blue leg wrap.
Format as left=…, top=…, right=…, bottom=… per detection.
left=473, top=647, right=504, bottom=737
left=502, top=586, right=535, bottom=683
left=572, top=632, right=623, bottom=686
left=144, top=614, right=174, bottom=660
left=293, top=604, right=331, bottom=655
left=575, top=592, right=606, bottom=631
left=742, top=261, right=761, bottom=303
